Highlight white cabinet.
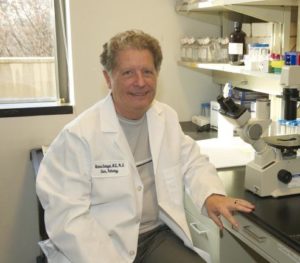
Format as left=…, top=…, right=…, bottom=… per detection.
left=184, top=192, right=270, bottom=263
left=223, top=214, right=300, bottom=263
left=184, top=192, right=221, bottom=262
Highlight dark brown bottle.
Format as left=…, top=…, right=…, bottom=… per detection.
left=228, top=21, right=246, bottom=65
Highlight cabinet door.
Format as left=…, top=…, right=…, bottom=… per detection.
left=184, top=192, right=270, bottom=263
left=223, top=214, right=300, bottom=263
left=184, top=193, right=221, bottom=263
left=220, top=228, right=271, bottom=263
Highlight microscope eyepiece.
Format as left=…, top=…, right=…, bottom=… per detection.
left=217, top=94, right=248, bottom=119
left=217, top=95, right=228, bottom=111
left=217, top=95, right=239, bottom=113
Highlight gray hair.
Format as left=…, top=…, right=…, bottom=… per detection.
left=100, top=30, right=163, bottom=73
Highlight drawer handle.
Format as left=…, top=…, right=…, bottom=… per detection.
left=190, top=222, right=209, bottom=236
left=243, top=225, right=266, bottom=243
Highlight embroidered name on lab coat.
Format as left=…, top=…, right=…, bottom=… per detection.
left=93, top=160, right=128, bottom=178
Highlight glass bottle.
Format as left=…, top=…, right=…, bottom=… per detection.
left=228, top=21, right=246, bottom=65
left=185, top=37, right=195, bottom=62
left=202, top=37, right=211, bottom=62
left=197, top=38, right=206, bottom=62
left=180, top=37, right=188, bottom=61
left=192, top=38, right=200, bottom=62
left=219, top=37, right=229, bottom=63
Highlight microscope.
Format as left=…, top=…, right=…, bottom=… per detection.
left=217, top=66, right=300, bottom=197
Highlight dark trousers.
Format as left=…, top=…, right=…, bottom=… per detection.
left=133, top=225, right=206, bottom=263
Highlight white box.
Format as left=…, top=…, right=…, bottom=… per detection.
left=210, top=101, right=219, bottom=130
left=280, top=66, right=300, bottom=87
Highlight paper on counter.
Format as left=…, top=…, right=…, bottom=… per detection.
left=197, top=137, right=254, bottom=169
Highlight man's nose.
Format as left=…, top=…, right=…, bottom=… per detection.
left=135, top=71, right=146, bottom=86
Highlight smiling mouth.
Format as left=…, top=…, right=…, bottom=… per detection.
left=130, top=91, right=149, bottom=96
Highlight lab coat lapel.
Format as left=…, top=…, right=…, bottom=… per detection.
left=147, top=103, right=194, bottom=244
left=99, top=94, right=135, bottom=165
left=147, top=101, right=165, bottom=174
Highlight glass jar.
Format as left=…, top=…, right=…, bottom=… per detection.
left=185, top=37, right=195, bottom=62
left=219, top=37, right=229, bottom=63
left=180, top=37, right=189, bottom=61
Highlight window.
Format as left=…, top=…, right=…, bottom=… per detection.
left=0, top=0, right=73, bottom=117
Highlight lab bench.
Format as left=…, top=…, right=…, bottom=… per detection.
left=219, top=167, right=300, bottom=263
left=180, top=121, right=217, bottom=141
left=186, top=173, right=300, bottom=262
left=181, top=122, right=300, bottom=263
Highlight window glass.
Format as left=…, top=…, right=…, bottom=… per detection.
left=0, top=0, right=67, bottom=104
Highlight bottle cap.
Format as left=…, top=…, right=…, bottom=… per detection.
left=234, top=21, right=242, bottom=29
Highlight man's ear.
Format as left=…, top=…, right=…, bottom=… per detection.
left=103, top=70, right=112, bottom=89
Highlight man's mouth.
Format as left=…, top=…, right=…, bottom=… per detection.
left=129, top=91, right=149, bottom=96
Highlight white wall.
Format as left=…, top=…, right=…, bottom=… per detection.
left=0, top=1, right=220, bottom=262
left=69, top=0, right=220, bottom=118
left=0, top=115, right=74, bottom=263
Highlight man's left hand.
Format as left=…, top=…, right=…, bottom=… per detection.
left=204, top=194, right=255, bottom=229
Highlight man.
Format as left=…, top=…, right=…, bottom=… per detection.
left=36, top=30, right=254, bottom=263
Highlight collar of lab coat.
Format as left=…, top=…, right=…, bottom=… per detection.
left=147, top=102, right=165, bottom=174
left=99, top=92, right=165, bottom=174
left=99, top=93, right=120, bottom=133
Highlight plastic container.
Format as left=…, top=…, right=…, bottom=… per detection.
left=270, top=60, right=285, bottom=74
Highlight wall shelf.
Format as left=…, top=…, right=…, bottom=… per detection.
left=178, top=61, right=283, bottom=95
left=176, top=0, right=298, bottom=17
left=178, top=61, right=279, bottom=78
left=176, top=0, right=298, bottom=51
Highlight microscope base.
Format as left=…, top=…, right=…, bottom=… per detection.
left=245, top=158, right=300, bottom=197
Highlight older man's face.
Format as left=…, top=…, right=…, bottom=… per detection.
left=103, top=48, right=158, bottom=120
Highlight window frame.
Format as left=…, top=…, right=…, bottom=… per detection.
left=0, top=0, right=73, bottom=118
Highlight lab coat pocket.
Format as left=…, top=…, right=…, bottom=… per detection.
left=39, top=239, right=71, bottom=263
left=91, top=160, right=131, bottom=203
left=162, top=164, right=183, bottom=206
left=92, top=160, right=129, bottom=178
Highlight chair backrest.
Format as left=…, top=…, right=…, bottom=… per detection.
left=30, top=148, right=49, bottom=240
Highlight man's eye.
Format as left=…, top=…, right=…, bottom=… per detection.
left=144, top=70, right=154, bottom=75
left=123, top=70, right=133, bottom=76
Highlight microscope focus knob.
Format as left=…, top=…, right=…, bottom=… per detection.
left=277, top=169, right=292, bottom=184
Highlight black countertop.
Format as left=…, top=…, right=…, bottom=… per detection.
left=180, top=121, right=217, bottom=141
left=218, top=167, right=300, bottom=254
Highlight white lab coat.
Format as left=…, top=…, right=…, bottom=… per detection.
left=36, top=93, right=226, bottom=263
